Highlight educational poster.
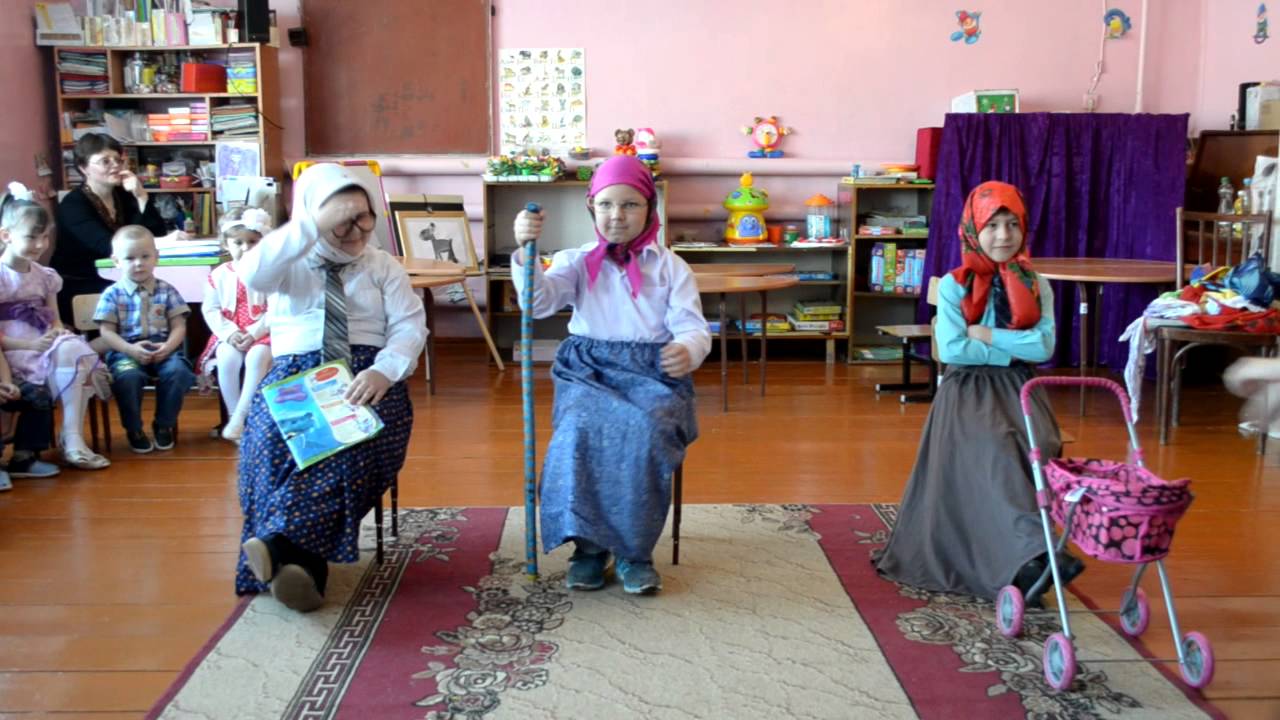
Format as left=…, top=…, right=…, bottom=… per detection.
left=498, top=48, right=586, bottom=155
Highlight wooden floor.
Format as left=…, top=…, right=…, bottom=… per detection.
left=1, top=343, right=1277, bottom=719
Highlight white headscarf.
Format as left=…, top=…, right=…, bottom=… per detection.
left=291, top=163, right=382, bottom=265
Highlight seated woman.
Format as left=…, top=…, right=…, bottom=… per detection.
left=874, top=180, right=1083, bottom=606
left=50, top=133, right=186, bottom=324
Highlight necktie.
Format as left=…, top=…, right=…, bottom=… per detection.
left=322, top=261, right=351, bottom=368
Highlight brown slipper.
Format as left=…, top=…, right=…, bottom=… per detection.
left=241, top=537, right=274, bottom=584
left=271, top=564, right=324, bottom=612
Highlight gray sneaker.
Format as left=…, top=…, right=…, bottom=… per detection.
left=617, top=559, right=662, bottom=595
left=8, top=456, right=61, bottom=478
left=565, top=549, right=611, bottom=590
left=0, top=471, right=11, bottom=492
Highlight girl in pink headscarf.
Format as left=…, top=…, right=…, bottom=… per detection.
left=512, top=155, right=711, bottom=595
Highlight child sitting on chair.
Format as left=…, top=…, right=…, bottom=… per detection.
left=512, top=155, right=710, bottom=594
left=195, top=207, right=274, bottom=443
left=234, top=164, right=426, bottom=613
left=874, top=180, right=1083, bottom=606
left=0, top=188, right=109, bottom=471
left=93, top=225, right=196, bottom=454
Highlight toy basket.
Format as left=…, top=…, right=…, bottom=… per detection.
left=1045, top=458, right=1192, bottom=563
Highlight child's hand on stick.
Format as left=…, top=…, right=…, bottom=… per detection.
left=661, top=342, right=693, bottom=377
left=513, top=207, right=544, bottom=248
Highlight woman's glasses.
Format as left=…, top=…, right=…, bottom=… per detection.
left=332, top=212, right=377, bottom=238
left=89, top=155, right=124, bottom=169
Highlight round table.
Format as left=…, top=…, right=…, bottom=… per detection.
left=687, top=263, right=796, bottom=276
left=1035, top=258, right=1178, bottom=414
left=695, top=274, right=800, bottom=411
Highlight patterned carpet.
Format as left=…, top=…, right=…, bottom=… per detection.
left=147, top=505, right=1222, bottom=720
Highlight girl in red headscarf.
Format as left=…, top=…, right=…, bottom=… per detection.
left=511, top=156, right=711, bottom=596
left=875, top=181, right=1083, bottom=605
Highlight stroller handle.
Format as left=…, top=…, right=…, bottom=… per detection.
left=1020, top=376, right=1133, bottom=421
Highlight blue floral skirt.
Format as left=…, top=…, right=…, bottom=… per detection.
left=540, top=336, right=698, bottom=562
left=234, top=346, right=413, bottom=595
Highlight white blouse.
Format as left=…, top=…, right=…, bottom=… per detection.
left=238, top=213, right=427, bottom=383
left=512, top=241, right=711, bottom=370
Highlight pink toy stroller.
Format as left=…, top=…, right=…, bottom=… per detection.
left=994, top=376, right=1214, bottom=692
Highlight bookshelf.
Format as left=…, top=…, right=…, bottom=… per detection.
left=837, top=182, right=935, bottom=362
left=52, top=43, right=282, bottom=236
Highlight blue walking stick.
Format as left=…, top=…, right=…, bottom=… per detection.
left=522, top=202, right=541, bottom=579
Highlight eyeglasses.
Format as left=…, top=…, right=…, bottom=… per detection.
left=592, top=200, right=646, bottom=215
left=332, top=212, right=377, bottom=238
left=89, top=155, right=124, bottom=169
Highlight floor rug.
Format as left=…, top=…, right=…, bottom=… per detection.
left=147, top=504, right=1222, bottom=719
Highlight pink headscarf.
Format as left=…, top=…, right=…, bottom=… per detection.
left=584, top=155, right=661, bottom=297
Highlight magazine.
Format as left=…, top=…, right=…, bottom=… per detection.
left=261, top=361, right=384, bottom=470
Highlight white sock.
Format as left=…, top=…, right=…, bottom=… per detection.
left=216, top=343, right=246, bottom=422
left=52, top=366, right=90, bottom=454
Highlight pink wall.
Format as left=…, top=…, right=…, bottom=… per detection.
left=1, top=2, right=55, bottom=191
left=269, top=1, right=1210, bottom=164
left=1197, top=0, right=1280, bottom=130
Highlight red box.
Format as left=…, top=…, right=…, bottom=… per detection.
left=915, top=127, right=943, bottom=180
left=180, top=63, right=227, bottom=93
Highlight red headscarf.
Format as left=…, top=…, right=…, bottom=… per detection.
left=948, top=181, right=1041, bottom=329
left=583, top=155, right=661, bottom=297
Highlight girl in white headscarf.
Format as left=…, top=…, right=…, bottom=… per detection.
left=196, top=207, right=275, bottom=443
left=233, top=164, right=426, bottom=612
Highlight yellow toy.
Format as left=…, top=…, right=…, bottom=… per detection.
left=723, top=172, right=769, bottom=245
left=742, top=116, right=793, bottom=158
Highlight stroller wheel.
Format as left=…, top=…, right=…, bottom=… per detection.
left=996, top=585, right=1025, bottom=637
left=1179, top=631, right=1215, bottom=688
left=1119, top=587, right=1150, bottom=637
left=1043, top=633, right=1076, bottom=691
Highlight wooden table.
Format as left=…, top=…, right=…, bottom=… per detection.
left=688, top=263, right=796, bottom=276
left=695, top=274, right=800, bottom=411
left=1035, top=258, right=1178, bottom=414
left=398, top=258, right=505, bottom=371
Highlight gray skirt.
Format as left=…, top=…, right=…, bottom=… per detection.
left=874, top=363, right=1061, bottom=601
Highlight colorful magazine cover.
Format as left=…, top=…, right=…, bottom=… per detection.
left=261, top=361, right=384, bottom=470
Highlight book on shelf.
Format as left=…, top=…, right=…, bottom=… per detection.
left=794, top=299, right=842, bottom=316
left=744, top=313, right=792, bottom=334
left=787, top=315, right=845, bottom=332
left=851, top=345, right=904, bottom=361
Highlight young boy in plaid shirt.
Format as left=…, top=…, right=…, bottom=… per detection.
left=93, top=225, right=196, bottom=453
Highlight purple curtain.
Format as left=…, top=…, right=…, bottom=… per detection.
left=920, top=112, right=1188, bottom=371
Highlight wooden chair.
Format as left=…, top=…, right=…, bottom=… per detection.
left=874, top=277, right=942, bottom=403
left=1156, top=209, right=1276, bottom=451
left=70, top=294, right=113, bottom=453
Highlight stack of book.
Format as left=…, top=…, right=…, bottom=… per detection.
left=226, top=49, right=258, bottom=94
left=58, top=51, right=108, bottom=94
left=148, top=104, right=210, bottom=142
left=870, top=243, right=927, bottom=296
left=788, top=300, right=845, bottom=332
left=155, top=233, right=222, bottom=258
left=211, top=103, right=259, bottom=138
left=745, top=314, right=792, bottom=335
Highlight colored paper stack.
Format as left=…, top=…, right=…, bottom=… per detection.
left=58, top=51, right=108, bottom=94
left=148, top=104, right=210, bottom=142
left=226, top=49, right=258, bottom=94
left=211, top=102, right=260, bottom=138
